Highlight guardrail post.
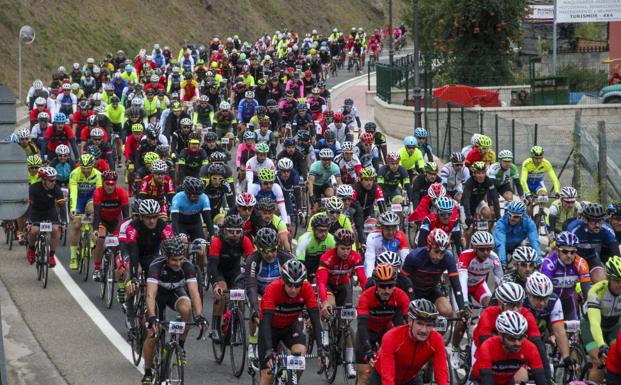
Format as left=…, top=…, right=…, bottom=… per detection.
left=479, top=110, right=484, bottom=134
left=534, top=123, right=538, bottom=145
left=572, top=111, right=582, bottom=192
left=598, top=120, right=608, bottom=205
left=0, top=303, right=7, bottom=385
left=460, top=107, right=465, bottom=149
left=511, top=119, right=516, bottom=159
left=435, top=99, right=440, bottom=152
left=447, top=104, right=452, bottom=157
left=494, top=114, right=499, bottom=155
left=367, top=62, right=371, bottom=91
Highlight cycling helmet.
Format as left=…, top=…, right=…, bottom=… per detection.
left=283, top=138, right=296, bottom=147
left=87, top=115, right=98, bottom=126
left=183, top=177, right=204, bottom=195
left=155, top=145, right=170, bottom=158
left=219, top=101, right=231, bottom=110
left=609, top=203, right=621, bottom=217
left=408, top=299, right=438, bottom=321
left=110, top=95, right=120, bottom=104
left=16, top=128, right=30, bottom=139
left=403, top=136, right=416, bottom=147
left=426, top=228, right=450, bottom=250
left=55, top=144, right=71, bottom=156
left=435, top=196, right=455, bottom=213
left=471, top=161, right=486, bottom=172
left=606, top=256, right=621, bottom=279
left=427, top=183, right=446, bottom=199
left=386, top=152, right=400, bottom=163
left=145, top=127, right=159, bottom=140
left=151, top=160, right=168, bottom=174
left=80, top=153, right=95, bottom=167
left=311, top=214, right=331, bottom=229
left=373, top=263, right=396, bottom=283
left=131, top=123, right=144, bottom=133
left=319, top=148, right=334, bottom=159
left=360, top=167, right=376, bottom=179
left=258, top=168, right=276, bottom=182
left=297, top=130, right=311, bottom=141
left=559, top=186, right=578, bottom=201
left=162, top=235, right=186, bottom=257
left=38, top=166, right=57, bottom=179
left=423, top=162, right=438, bottom=174
left=131, top=198, right=142, bottom=214
left=27, top=154, right=42, bottom=167
left=498, top=150, right=513, bottom=161
left=33, top=79, right=44, bottom=90
left=143, top=152, right=160, bottom=165
left=255, top=142, right=270, bottom=154
left=477, top=135, right=492, bottom=149
left=530, top=145, right=544, bottom=157
left=311, top=87, right=320, bottom=94
left=496, top=311, right=528, bottom=338
left=62, top=83, right=72, bottom=90
left=325, top=196, right=344, bottom=211
left=90, top=127, right=104, bottom=138
left=53, top=113, right=67, bottom=124
left=139, top=199, right=161, bottom=216
left=344, top=98, right=353, bottom=106
left=495, top=282, right=525, bottom=305
left=256, top=197, right=276, bottom=212
left=414, top=127, right=428, bottom=138
left=282, top=259, right=307, bottom=285
left=324, top=131, right=336, bottom=142
left=243, top=131, right=256, bottom=141
left=555, top=231, right=579, bottom=247
left=525, top=272, right=553, bottom=297
left=244, top=91, right=255, bottom=98
left=222, top=214, right=244, bottom=229
left=180, top=117, right=192, bottom=127
left=512, top=245, right=538, bottom=263
left=379, top=211, right=400, bottom=226
left=449, top=152, right=465, bottom=163
left=333, top=113, right=344, bottom=123
left=78, top=99, right=89, bottom=109
left=236, top=192, right=257, bottom=207
left=102, top=170, right=118, bottom=183
left=130, top=97, right=143, bottom=108
left=207, top=163, right=226, bottom=177
left=506, top=201, right=527, bottom=216
left=204, top=131, right=218, bottom=143
left=334, top=228, right=355, bottom=246
left=266, top=99, right=278, bottom=107
left=361, top=132, right=374, bottom=145
left=35, top=97, right=47, bottom=106
left=256, top=105, right=267, bottom=115
left=38, top=112, right=50, bottom=121
left=470, top=133, right=481, bottom=146
left=336, top=184, right=354, bottom=199
left=296, top=103, right=308, bottom=112
left=364, top=122, right=377, bottom=132
left=210, top=152, right=227, bottom=164
left=86, top=145, right=101, bottom=159
left=376, top=251, right=402, bottom=269
left=582, top=202, right=607, bottom=220
left=471, top=231, right=495, bottom=248
left=256, top=227, right=278, bottom=249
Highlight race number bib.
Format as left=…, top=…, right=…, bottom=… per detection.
left=286, top=355, right=306, bottom=370
left=229, top=289, right=246, bottom=301
left=168, top=321, right=186, bottom=335
left=40, top=222, right=53, bottom=233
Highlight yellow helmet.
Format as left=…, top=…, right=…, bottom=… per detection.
left=143, top=152, right=160, bottom=166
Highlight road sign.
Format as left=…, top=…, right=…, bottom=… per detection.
left=556, top=0, right=621, bottom=23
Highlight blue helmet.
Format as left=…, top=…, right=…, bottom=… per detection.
left=53, top=112, right=67, bottom=124
left=404, top=136, right=416, bottom=147
left=435, top=197, right=455, bottom=213
left=555, top=231, right=579, bottom=247
left=414, top=127, right=428, bottom=138
left=506, top=201, right=527, bottom=216
left=243, top=131, right=256, bottom=140
left=283, top=137, right=296, bottom=146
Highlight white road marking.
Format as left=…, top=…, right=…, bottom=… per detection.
left=52, top=260, right=144, bottom=374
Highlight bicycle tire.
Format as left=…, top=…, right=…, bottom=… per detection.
left=8, top=223, right=14, bottom=251
left=42, top=237, right=50, bottom=289
left=105, top=254, right=115, bottom=308
left=165, top=342, right=184, bottom=385
left=152, top=335, right=164, bottom=384
left=211, top=315, right=226, bottom=363
left=99, top=253, right=108, bottom=299
left=229, top=306, right=247, bottom=377
left=80, top=232, right=91, bottom=282
left=342, top=329, right=354, bottom=385
left=324, top=319, right=339, bottom=383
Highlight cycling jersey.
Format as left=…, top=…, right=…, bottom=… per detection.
left=465, top=147, right=496, bottom=167
left=523, top=293, right=564, bottom=331
left=410, top=173, right=441, bottom=209
left=520, top=157, right=560, bottom=195
left=461, top=176, right=501, bottom=220
left=487, top=162, right=523, bottom=195
left=28, top=181, right=65, bottom=222
left=260, top=278, right=318, bottom=328
left=139, top=174, right=175, bottom=205
left=147, top=257, right=197, bottom=292
left=354, top=142, right=380, bottom=170
left=316, top=248, right=366, bottom=302
left=568, top=219, right=620, bottom=267
left=295, top=231, right=336, bottom=278
left=493, top=211, right=541, bottom=265
left=248, top=183, right=289, bottom=223
left=245, top=156, right=276, bottom=186
left=357, top=286, right=409, bottom=334
left=474, top=306, right=540, bottom=347
left=364, top=230, right=409, bottom=277
left=377, top=164, right=410, bottom=195
left=398, top=147, right=424, bottom=172
left=177, top=148, right=209, bottom=180
left=125, top=219, right=174, bottom=278
left=50, top=158, right=75, bottom=184
left=546, top=199, right=582, bottom=233
left=471, top=336, right=545, bottom=385
left=417, top=212, right=462, bottom=248
left=92, top=186, right=129, bottom=227
left=43, top=125, right=79, bottom=157
left=207, top=235, right=254, bottom=284
left=373, top=324, right=448, bottom=385
left=245, top=250, right=292, bottom=311
left=68, top=167, right=103, bottom=213
left=541, top=252, right=591, bottom=299
left=353, top=181, right=385, bottom=215
left=334, top=153, right=361, bottom=184
left=587, top=280, right=621, bottom=348
left=309, top=160, right=340, bottom=186
left=170, top=191, right=211, bottom=222
left=458, top=249, right=503, bottom=289
left=607, top=328, right=621, bottom=376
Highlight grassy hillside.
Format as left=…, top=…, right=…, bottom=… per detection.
left=0, top=0, right=389, bottom=99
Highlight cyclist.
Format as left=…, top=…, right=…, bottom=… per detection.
left=50, top=144, right=75, bottom=188
left=568, top=202, right=620, bottom=283
left=42, top=112, right=79, bottom=162
left=203, top=163, right=235, bottom=222
left=397, top=136, right=424, bottom=184
left=541, top=231, right=591, bottom=320
left=377, top=151, right=411, bottom=209
left=26, top=167, right=66, bottom=267
left=353, top=167, right=386, bottom=219
left=583, top=255, right=621, bottom=383
left=363, top=122, right=387, bottom=163
left=207, top=214, right=254, bottom=342
left=141, top=236, right=207, bottom=385
left=520, top=145, right=560, bottom=208
left=465, top=134, right=495, bottom=168
left=258, top=259, right=327, bottom=385
left=606, top=326, right=621, bottom=383
left=413, top=127, right=433, bottom=162
left=364, top=212, right=409, bottom=276
left=277, top=137, right=309, bottom=178
left=91, top=171, right=129, bottom=281
left=337, top=184, right=364, bottom=237
left=410, top=182, right=447, bottom=224
left=176, top=133, right=209, bottom=186
left=370, top=299, right=448, bottom=385
left=68, top=154, right=102, bottom=270
left=334, top=141, right=361, bottom=184
left=462, top=161, right=500, bottom=235
left=410, top=161, right=441, bottom=210
left=417, top=196, right=462, bottom=252
left=16, top=128, right=39, bottom=156
left=250, top=197, right=291, bottom=252
left=248, top=168, right=290, bottom=225
left=471, top=311, right=547, bottom=385
left=338, top=98, right=361, bottom=132
left=487, top=150, right=524, bottom=202
left=355, top=132, right=381, bottom=171
left=493, top=200, right=541, bottom=267
left=546, top=186, right=582, bottom=234
left=440, top=152, right=469, bottom=202
left=171, top=176, right=214, bottom=242
left=296, top=214, right=336, bottom=282
left=275, top=157, right=302, bottom=222
left=500, top=245, right=540, bottom=287
left=356, top=263, right=410, bottom=385
left=317, top=228, right=365, bottom=378
left=245, top=142, right=275, bottom=187
left=138, top=159, right=175, bottom=217
left=308, top=148, right=342, bottom=211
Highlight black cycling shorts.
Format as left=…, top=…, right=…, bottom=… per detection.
left=258, top=321, right=306, bottom=369
left=354, top=329, right=382, bottom=364
left=412, top=284, right=445, bottom=303
left=327, top=282, right=353, bottom=307
left=177, top=222, right=204, bottom=241
left=156, top=287, right=190, bottom=319
left=29, top=209, right=60, bottom=224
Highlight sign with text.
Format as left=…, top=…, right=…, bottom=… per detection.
left=556, top=0, right=621, bottom=23
left=528, top=5, right=554, bottom=20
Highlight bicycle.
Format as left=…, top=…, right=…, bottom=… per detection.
left=444, top=314, right=479, bottom=385
left=77, top=214, right=93, bottom=282
left=322, top=306, right=357, bottom=385
left=547, top=319, right=588, bottom=383
left=210, top=289, right=247, bottom=377
left=34, top=222, right=53, bottom=289
left=151, top=318, right=204, bottom=385
left=99, top=234, right=120, bottom=309
left=268, top=350, right=306, bottom=385
left=129, top=272, right=148, bottom=366
left=2, top=219, right=17, bottom=251
left=60, top=187, right=69, bottom=246
left=530, top=194, right=550, bottom=237
left=187, top=239, right=209, bottom=304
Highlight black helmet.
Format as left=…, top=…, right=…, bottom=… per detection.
left=282, top=259, right=307, bottom=285
left=324, top=130, right=336, bottom=141
left=311, top=214, right=330, bottom=229
left=297, top=130, right=310, bottom=141
left=204, top=131, right=218, bottom=142
left=183, top=176, right=204, bottom=195
left=155, top=145, right=170, bottom=157
left=266, top=99, right=277, bottom=107
left=256, top=227, right=278, bottom=249
left=145, top=127, right=158, bottom=139
left=207, top=163, right=226, bottom=177
left=163, top=235, right=186, bottom=257
left=364, top=122, right=377, bottom=132
left=256, top=105, right=267, bottom=115
left=582, top=202, right=607, bottom=221
left=256, top=197, right=276, bottom=212
left=222, top=214, right=244, bottom=229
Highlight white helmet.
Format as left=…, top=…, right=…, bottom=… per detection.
left=91, top=92, right=102, bottom=101
left=325, top=196, right=344, bottom=211
left=90, top=128, right=105, bottom=138
left=131, top=97, right=144, bottom=108
left=73, top=62, right=80, bottom=70
left=525, top=272, right=554, bottom=297
left=33, top=80, right=44, bottom=90
left=495, top=282, right=525, bottom=305
left=336, top=184, right=354, bottom=198
left=219, top=101, right=231, bottom=110
left=277, top=157, right=294, bottom=171
left=55, top=144, right=71, bottom=156
left=342, top=141, right=355, bottom=151
left=470, top=231, right=495, bottom=248
left=471, top=133, right=481, bottom=146
left=138, top=199, right=161, bottom=216
left=35, top=97, right=47, bottom=106
left=496, top=311, right=528, bottom=338
left=244, top=91, right=255, bottom=98
left=16, top=128, right=31, bottom=139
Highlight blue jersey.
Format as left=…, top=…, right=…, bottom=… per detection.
left=277, top=169, right=300, bottom=191
left=568, top=219, right=619, bottom=263
left=237, top=99, right=259, bottom=122
left=256, top=259, right=282, bottom=294
left=402, top=247, right=458, bottom=289
left=171, top=191, right=211, bottom=223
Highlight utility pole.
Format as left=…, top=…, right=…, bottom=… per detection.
left=413, top=0, right=422, bottom=128
left=18, top=25, right=36, bottom=102
left=389, top=0, right=394, bottom=65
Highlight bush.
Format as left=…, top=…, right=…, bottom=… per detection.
left=557, top=64, right=608, bottom=92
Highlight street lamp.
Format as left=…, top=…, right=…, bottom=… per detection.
left=388, top=0, right=394, bottom=65
left=412, top=0, right=423, bottom=128
left=18, top=25, right=36, bottom=102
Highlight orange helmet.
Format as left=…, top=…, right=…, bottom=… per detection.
left=373, top=263, right=396, bottom=283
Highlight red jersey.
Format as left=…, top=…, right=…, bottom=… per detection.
left=30, top=107, right=50, bottom=125
left=260, top=279, right=319, bottom=328
left=93, top=186, right=129, bottom=223
left=124, top=134, right=142, bottom=161
left=72, top=110, right=94, bottom=132
left=139, top=174, right=175, bottom=203
left=95, top=159, right=110, bottom=173
left=409, top=195, right=458, bottom=223
left=608, top=328, right=621, bottom=375
left=357, top=286, right=409, bottom=334
left=79, top=126, right=109, bottom=142
left=44, top=125, right=75, bottom=153
left=472, top=335, right=543, bottom=385
left=473, top=305, right=540, bottom=347
left=465, top=147, right=483, bottom=167
left=316, top=248, right=366, bottom=302
left=374, top=324, right=448, bottom=385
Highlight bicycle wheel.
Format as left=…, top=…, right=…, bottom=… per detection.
left=131, top=286, right=146, bottom=365
left=152, top=336, right=164, bottom=384
left=99, top=254, right=108, bottom=299
left=569, top=342, right=588, bottom=380
left=342, top=330, right=354, bottom=385
left=42, top=238, right=50, bottom=289
left=165, top=342, right=184, bottom=385
left=229, top=307, right=247, bottom=377
left=80, top=232, right=91, bottom=282
left=8, top=223, right=14, bottom=251
left=105, top=254, right=116, bottom=308
left=211, top=315, right=226, bottom=363
left=323, top=320, right=338, bottom=383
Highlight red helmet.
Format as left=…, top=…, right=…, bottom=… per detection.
left=426, top=228, right=450, bottom=250
left=323, top=110, right=334, bottom=118
left=103, top=170, right=118, bottom=184
left=236, top=192, right=257, bottom=207
left=386, top=151, right=400, bottom=163
left=304, top=70, right=312, bottom=78
left=361, top=132, right=374, bottom=145
left=427, top=182, right=446, bottom=199
left=334, top=112, right=344, bottom=123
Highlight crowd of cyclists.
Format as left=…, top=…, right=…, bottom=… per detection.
left=7, top=24, right=621, bottom=385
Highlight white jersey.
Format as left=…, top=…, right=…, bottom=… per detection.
left=248, top=182, right=290, bottom=224
left=245, top=156, right=276, bottom=190
left=440, top=162, right=470, bottom=193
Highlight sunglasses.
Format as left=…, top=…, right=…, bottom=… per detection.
left=377, top=283, right=396, bottom=289
left=476, top=247, right=493, bottom=252
left=239, top=206, right=253, bottom=211
left=225, top=229, right=243, bottom=235
left=558, top=249, right=577, bottom=255
left=503, top=335, right=525, bottom=342
left=452, top=163, right=464, bottom=168
left=406, top=146, right=416, bottom=150
left=328, top=210, right=340, bottom=215
left=29, top=167, right=39, bottom=171
left=439, top=212, right=452, bottom=218
left=285, top=281, right=303, bottom=288
left=261, top=181, right=274, bottom=185
left=509, top=214, right=523, bottom=220
left=259, top=247, right=277, bottom=253
left=587, top=219, right=603, bottom=225
left=518, top=262, right=536, bottom=268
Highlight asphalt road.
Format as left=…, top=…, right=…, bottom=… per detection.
left=1, top=49, right=414, bottom=385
